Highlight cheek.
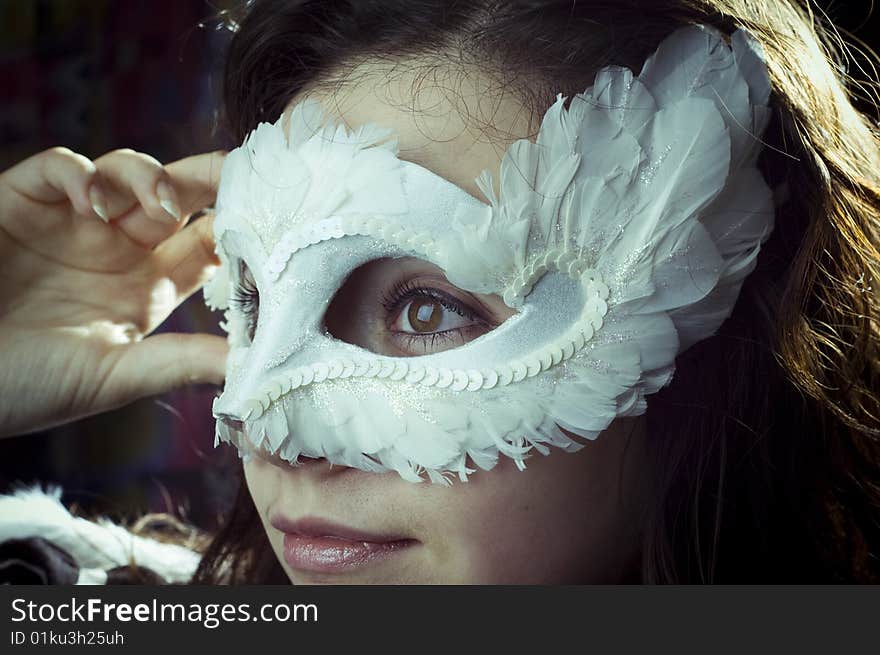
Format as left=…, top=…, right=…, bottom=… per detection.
left=440, top=422, right=645, bottom=584
left=243, top=457, right=282, bottom=542
left=240, top=420, right=646, bottom=584
left=243, top=457, right=278, bottom=506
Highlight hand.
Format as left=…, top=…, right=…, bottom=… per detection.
left=0, top=147, right=229, bottom=437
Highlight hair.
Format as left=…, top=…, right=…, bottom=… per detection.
left=191, top=0, right=880, bottom=584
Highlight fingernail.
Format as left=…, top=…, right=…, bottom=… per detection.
left=156, top=180, right=182, bottom=223
left=89, top=184, right=109, bottom=222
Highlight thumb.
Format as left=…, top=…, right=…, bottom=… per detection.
left=111, top=333, right=228, bottom=399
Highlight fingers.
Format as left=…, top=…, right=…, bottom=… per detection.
left=1, top=145, right=227, bottom=266
left=153, top=211, right=220, bottom=301
left=164, top=151, right=227, bottom=217
left=95, top=149, right=182, bottom=222
left=92, top=148, right=186, bottom=248
left=96, top=149, right=227, bottom=250
left=112, top=333, right=229, bottom=399
left=1, top=147, right=102, bottom=222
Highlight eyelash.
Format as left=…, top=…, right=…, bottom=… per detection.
left=379, top=278, right=490, bottom=350
left=230, top=261, right=259, bottom=341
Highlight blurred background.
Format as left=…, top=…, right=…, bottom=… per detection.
left=0, top=0, right=241, bottom=530
left=0, top=0, right=878, bottom=532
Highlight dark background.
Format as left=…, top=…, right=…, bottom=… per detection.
left=0, top=0, right=877, bottom=531
left=0, top=0, right=241, bottom=530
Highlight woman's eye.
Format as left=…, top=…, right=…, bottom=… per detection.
left=324, top=260, right=514, bottom=358
left=230, top=260, right=260, bottom=342
left=382, top=280, right=494, bottom=355
left=393, top=297, right=472, bottom=334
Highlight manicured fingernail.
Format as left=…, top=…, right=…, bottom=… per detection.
left=156, top=180, right=182, bottom=223
left=89, top=184, right=109, bottom=222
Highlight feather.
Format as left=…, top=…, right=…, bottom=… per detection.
left=0, top=486, right=200, bottom=584
left=590, top=68, right=658, bottom=134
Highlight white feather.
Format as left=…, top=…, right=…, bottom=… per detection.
left=0, top=486, right=201, bottom=584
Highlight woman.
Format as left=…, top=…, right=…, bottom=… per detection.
left=1, top=0, right=878, bottom=584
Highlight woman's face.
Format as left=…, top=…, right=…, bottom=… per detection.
left=242, top=61, right=651, bottom=583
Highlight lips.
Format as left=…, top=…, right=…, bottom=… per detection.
left=270, top=515, right=418, bottom=574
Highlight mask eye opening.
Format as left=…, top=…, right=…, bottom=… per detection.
left=323, top=257, right=516, bottom=357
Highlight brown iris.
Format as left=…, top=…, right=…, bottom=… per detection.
left=407, top=298, right=442, bottom=332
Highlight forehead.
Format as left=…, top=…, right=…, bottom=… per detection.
left=282, top=60, right=540, bottom=201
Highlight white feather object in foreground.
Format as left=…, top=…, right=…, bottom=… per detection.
left=205, top=25, right=775, bottom=484
left=0, top=486, right=200, bottom=584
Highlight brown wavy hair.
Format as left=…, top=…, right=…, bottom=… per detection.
left=191, top=0, right=880, bottom=583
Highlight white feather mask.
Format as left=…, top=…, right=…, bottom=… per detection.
left=204, top=25, right=775, bottom=484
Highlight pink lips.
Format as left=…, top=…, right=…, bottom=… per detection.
left=271, top=516, right=417, bottom=574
